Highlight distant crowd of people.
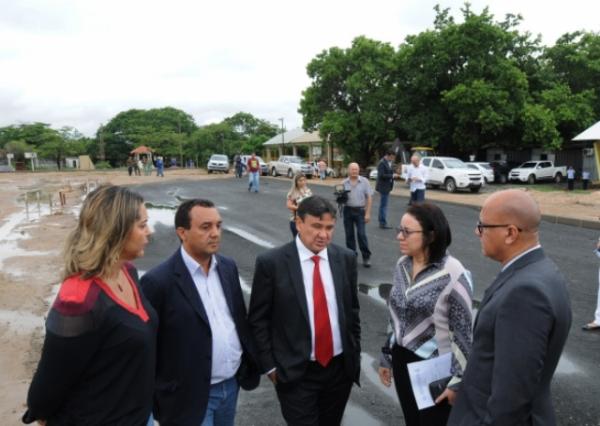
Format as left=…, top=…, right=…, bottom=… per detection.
left=23, top=151, right=583, bottom=426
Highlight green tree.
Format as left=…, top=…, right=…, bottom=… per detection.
left=299, top=36, right=399, bottom=168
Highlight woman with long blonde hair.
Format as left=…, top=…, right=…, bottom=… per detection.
left=286, top=173, right=313, bottom=238
left=23, top=184, right=157, bottom=426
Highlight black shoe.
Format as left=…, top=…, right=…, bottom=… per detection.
left=363, top=258, right=371, bottom=267
left=379, top=224, right=393, bottom=229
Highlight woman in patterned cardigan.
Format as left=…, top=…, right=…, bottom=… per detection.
left=378, top=202, right=473, bottom=426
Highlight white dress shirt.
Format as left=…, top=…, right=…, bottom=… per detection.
left=406, top=164, right=428, bottom=192
left=180, top=246, right=242, bottom=384
left=295, top=236, right=343, bottom=360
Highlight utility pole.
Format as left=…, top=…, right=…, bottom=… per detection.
left=278, top=117, right=285, bottom=155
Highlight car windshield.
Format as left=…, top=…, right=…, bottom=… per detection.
left=478, top=163, right=492, bottom=170
left=288, top=157, right=303, bottom=164
left=444, top=159, right=467, bottom=169
left=467, top=164, right=478, bottom=170
left=211, top=155, right=227, bottom=161
left=519, top=162, right=536, bottom=168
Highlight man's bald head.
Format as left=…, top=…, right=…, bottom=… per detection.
left=483, top=189, right=541, bottom=232
left=478, top=189, right=541, bottom=264
left=348, top=163, right=360, bottom=178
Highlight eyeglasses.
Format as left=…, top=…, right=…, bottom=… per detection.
left=476, top=220, right=522, bottom=234
left=395, top=226, right=423, bottom=237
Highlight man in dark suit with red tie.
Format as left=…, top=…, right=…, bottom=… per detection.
left=248, top=195, right=361, bottom=425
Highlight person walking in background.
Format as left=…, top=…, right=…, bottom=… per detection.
left=406, top=154, right=428, bottom=205
left=567, top=166, right=575, bottom=190
left=448, top=189, right=571, bottom=426
left=136, top=158, right=143, bottom=176
left=143, top=156, right=152, bottom=176
left=582, top=236, right=600, bottom=331
left=582, top=169, right=590, bottom=190
left=342, top=162, right=373, bottom=267
left=286, top=173, right=313, bottom=238
left=141, top=199, right=259, bottom=426
left=318, top=159, right=327, bottom=180
left=234, top=154, right=243, bottom=178
left=248, top=195, right=361, bottom=426
left=247, top=153, right=260, bottom=193
left=23, top=185, right=156, bottom=425
left=155, top=156, right=164, bottom=177
left=379, top=202, right=473, bottom=426
left=376, top=150, right=398, bottom=229
left=127, top=155, right=135, bottom=176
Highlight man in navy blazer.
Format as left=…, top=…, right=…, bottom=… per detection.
left=375, top=149, right=397, bottom=229
left=449, top=189, right=571, bottom=426
left=141, top=199, right=259, bottom=426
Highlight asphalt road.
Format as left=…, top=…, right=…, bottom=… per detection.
left=129, top=176, right=600, bottom=426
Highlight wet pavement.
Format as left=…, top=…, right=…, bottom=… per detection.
left=129, top=176, right=600, bottom=426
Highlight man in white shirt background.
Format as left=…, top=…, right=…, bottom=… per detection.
left=406, top=154, right=428, bottom=205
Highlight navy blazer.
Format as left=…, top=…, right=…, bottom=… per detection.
left=141, top=250, right=259, bottom=426
left=375, top=157, right=395, bottom=194
left=448, top=248, right=571, bottom=426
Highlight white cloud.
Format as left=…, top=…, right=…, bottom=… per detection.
left=0, top=0, right=598, bottom=136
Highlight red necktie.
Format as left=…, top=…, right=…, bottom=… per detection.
left=311, top=255, right=333, bottom=367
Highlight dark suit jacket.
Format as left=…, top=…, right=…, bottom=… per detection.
left=448, top=248, right=571, bottom=426
left=140, top=250, right=259, bottom=426
left=248, top=241, right=361, bottom=384
left=375, top=158, right=394, bottom=194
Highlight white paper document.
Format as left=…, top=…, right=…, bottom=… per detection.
left=406, top=352, right=452, bottom=410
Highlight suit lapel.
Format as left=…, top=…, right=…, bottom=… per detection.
left=328, top=245, right=346, bottom=327
left=475, top=248, right=545, bottom=328
left=284, top=242, right=310, bottom=326
left=173, top=250, right=210, bottom=327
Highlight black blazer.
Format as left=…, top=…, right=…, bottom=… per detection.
left=448, top=248, right=572, bottom=426
left=375, top=157, right=394, bottom=194
left=140, top=250, right=259, bottom=426
left=248, top=242, right=361, bottom=384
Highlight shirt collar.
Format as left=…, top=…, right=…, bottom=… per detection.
left=180, top=245, right=218, bottom=277
left=501, top=244, right=541, bottom=272
left=295, top=235, right=329, bottom=263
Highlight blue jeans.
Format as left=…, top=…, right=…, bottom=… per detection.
left=248, top=172, right=260, bottom=192
left=343, top=206, right=371, bottom=260
left=410, top=189, right=425, bottom=204
left=201, top=377, right=240, bottom=426
left=378, top=191, right=390, bottom=226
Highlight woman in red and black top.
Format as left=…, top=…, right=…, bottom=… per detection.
left=23, top=185, right=157, bottom=426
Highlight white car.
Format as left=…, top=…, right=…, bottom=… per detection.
left=421, top=156, right=482, bottom=193
left=466, top=162, right=494, bottom=184
left=206, top=154, right=229, bottom=173
left=369, top=169, right=378, bottom=180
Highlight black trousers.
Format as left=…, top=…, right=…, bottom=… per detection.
left=392, top=345, right=451, bottom=426
left=275, top=355, right=353, bottom=426
left=568, top=178, right=574, bottom=190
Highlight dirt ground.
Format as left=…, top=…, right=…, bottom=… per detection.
left=0, top=169, right=598, bottom=424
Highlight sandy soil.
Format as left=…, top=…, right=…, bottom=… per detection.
left=0, top=169, right=597, bottom=424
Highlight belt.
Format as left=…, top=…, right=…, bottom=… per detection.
left=345, top=205, right=365, bottom=210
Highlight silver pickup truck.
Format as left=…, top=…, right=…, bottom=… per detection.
left=508, top=161, right=567, bottom=184
left=268, top=155, right=314, bottom=178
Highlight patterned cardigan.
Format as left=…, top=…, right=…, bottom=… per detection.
left=381, top=254, right=473, bottom=389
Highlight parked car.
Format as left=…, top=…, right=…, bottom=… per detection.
left=466, top=162, right=494, bottom=184
left=421, top=156, right=483, bottom=193
left=240, top=154, right=268, bottom=176
left=508, top=161, right=567, bottom=184
left=369, top=169, right=378, bottom=180
left=268, top=155, right=314, bottom=178
left=489, top=160, right=521, bottom=184
left=206, top=154, right=229, bottom=174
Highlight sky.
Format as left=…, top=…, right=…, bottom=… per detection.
left=0, top=0, right=598, bottom=136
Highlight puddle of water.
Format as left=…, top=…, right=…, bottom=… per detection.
left=0, top=212, right=28, bottom=241
left=358, top=283, right=392, bottom=306
left=360, top=352, right=398, bottom=402
left=342, top=402, right=383, bottom=426
left=0, top=240, right=52, bottom=271
left=224, top=226, right=275, bottom=249
left=0, top=309, right=44, bottom=334
left=146, top=207, right=176, bottom=233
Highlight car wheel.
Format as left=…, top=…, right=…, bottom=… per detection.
left=271, top=168, right=277, bottom=177
left=287, top=169, right=294, bottom=178
left=208, top=169, right=212, bottom=174
left=554, top=173, right=562, bottom=184
left=470, top=186, right=481, bottom=193
left=445, top=178, right=457, bottom=193
left=225, top=169, right=229, bottom=174
left=527, top=174, right=536, bottom=184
